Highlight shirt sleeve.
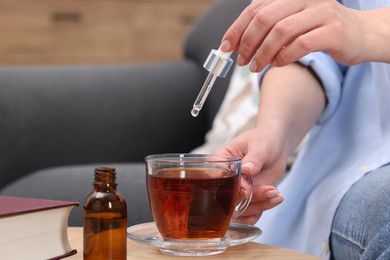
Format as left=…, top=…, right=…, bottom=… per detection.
left=257, top=51, right=345, bottom=125
left=298, top=52, right=344, bottom=124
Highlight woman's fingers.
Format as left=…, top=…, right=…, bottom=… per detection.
left=238, top=0, right=304, bottom=67
left=222, top=0, right=365, bottom=70
left=234, top=197, right=284, bottom=224
left=251, top=4, right=325, bottom=71
left=234, top=185, right=284, bottom=225
left=233, top=213, right=263, bottom=225
left=221, top=0, right=275, bottom=54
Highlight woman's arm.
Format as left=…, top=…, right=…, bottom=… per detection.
left=216, top=63, right=326, bottom=224
left=257, top=63, right=325, bottom=166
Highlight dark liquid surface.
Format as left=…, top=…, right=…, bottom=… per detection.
left=147, top=168, right=239, bottom=240
left=84, top=213, right=127, bottom=260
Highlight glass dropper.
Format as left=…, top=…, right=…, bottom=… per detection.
left=191, top=48, right=233, bottom=117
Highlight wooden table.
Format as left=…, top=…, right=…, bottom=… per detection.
left=67, top=227, right=320, bottom=259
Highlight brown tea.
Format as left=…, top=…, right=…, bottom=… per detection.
left=147, top=167, right=240, bottom=240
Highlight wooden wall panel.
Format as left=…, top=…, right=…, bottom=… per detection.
left=0, top=0, right=213, bottom=65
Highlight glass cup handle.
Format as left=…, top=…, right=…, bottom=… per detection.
left=233, top=172, right=253, bottom=218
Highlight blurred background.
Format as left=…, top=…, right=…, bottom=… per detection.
left=0, top=0, right=213, bottom=65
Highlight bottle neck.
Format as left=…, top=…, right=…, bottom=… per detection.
left=93, top=166, right=117, bottom=192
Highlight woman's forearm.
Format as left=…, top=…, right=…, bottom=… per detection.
left=256, top=63, right=326, bottom=158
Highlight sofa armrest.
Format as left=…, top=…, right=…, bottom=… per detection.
left=0, top=61, right=207, bottom=188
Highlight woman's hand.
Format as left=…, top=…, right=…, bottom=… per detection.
left=221, top=0, right=390, bottom=72
left=235, top=184, right=284, bottom=225
left=215, top=126, right=288, bottom=225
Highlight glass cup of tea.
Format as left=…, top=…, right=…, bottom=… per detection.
left=145, top=153, right=253, bottom=256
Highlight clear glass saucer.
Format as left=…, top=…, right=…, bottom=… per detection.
left=127, top=222, right=262, bottom=256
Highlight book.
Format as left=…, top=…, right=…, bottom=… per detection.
left=0, top=196, right=79, bottom=260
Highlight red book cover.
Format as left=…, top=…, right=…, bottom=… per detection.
left=0, top=196, right=79, bottom=217
left=0, top=196, right=79, bottom=259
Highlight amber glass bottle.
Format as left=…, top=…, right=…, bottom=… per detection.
left=83, top=166, right=127, bottom=260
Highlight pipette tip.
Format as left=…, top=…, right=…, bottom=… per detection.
left=191, top=108, right=200, bottom=117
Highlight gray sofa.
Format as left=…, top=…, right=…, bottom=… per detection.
left=0, top=0, right=250, bottom=226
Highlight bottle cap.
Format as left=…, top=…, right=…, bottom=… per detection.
left=203, top=49, right=233, bottom=78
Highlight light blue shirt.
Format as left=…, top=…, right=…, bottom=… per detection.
left=255, top=1, right=390, bottom=259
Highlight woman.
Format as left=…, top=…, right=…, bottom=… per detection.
left=216, top=0, right=390, bottom=259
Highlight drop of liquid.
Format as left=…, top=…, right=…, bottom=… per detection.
left=191, top=108, right=199, bottom=117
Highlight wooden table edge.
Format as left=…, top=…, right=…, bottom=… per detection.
left=67, top=226, right=321, bottom=259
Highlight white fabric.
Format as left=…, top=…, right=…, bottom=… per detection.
left=192, top=65, right=259, bottom=154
